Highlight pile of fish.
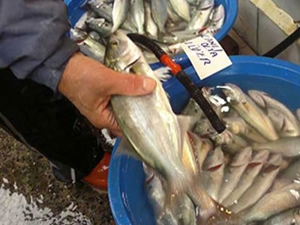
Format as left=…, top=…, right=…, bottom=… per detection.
left=145, top=83, right=300, bottom=225
left=70, top=0, right=225, bottom=63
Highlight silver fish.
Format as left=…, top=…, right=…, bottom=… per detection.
left=187, top=6, right=213, bottom=31
left=202, top=86, right=228, bottom=119
left=202, top=145, right=225, bottom=201
left=267, top=108, right=300, bottom=138
left=186, top=0, right=201, bottom=6
left=252, top=136, right=300, bottom=158
left=144, top=2, right=158, bottom=39
left=223, top=116, right=267, bottom=143
left=167, top=2, right=183, bottom=24
left=88, top=0, right=113, bottom=22
left=86, top=18, right=112, bottom=37
left=111, top=0, right=130, bottom=33
left=243, top=183, right=300, bottom=223
left=272, top=158, right=300, bottom=191
left=74, top=10, right=96, bottom=30
left=202, top=4, right=225, bottom=36
left=182, top=98, right=204, bottom=121
left=130, top=0, right=144, bottom=34
left=248, top=90, right=300, bottom=136
left=70, top=29, right=105, bottom=62
left=174, top=195, right=197, bottom=225
left=263, top=208, right=300, bottom=225
left=105, top=31, right=231, bottom=224
left=297, top=109, right=300, bottom=122
left=146, top=173, right=179, bottom=225
left=151, top=0, right=168, bottom=33
left=166, top=21, right=188, bottom=33
left=169, top=0, right=191, bottom=22
left=218, top=147, right=252, bottom=203
left=121, top=14, right=138, bottom=32
left=188, top=132, right=213, bottom=170
left=220, top=84, right=278, bottom=141
left=193, top=118, right=216, bottom=138
left=70, top=28, right=88, bottom=42
left=211, top=130, right=249, bottom=155
left=222, top=150, right=270, bottom=207
left=229, top=154, right=282, bottom=213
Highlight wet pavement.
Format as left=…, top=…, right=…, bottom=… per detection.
left=0, top=128, right=114, bottom=225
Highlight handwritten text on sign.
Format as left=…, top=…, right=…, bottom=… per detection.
left=180, top=35, right=232, bottom=80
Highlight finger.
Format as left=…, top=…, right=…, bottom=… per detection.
left=106, top=70, right=156, bottom=96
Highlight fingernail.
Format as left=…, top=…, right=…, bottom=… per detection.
left=143, top=78, right=156, bottom=92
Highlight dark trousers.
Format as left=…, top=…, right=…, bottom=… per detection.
left=0, top=69, right=104, bottom=180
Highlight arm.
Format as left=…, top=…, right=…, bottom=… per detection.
left=0, top=0, right=78, bottom=91
left=0, top=0, right=156, bottom=135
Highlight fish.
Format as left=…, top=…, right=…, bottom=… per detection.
left=243, top=183, right=300, bottom=223
left=187, top=0, right=214, bottom=31
left=248, top=90, right=300, bottom=136
left=222, top=116, right=267, bottom=143
left=263, top=207, right=300, bottom=225
left=202, top=86, right=228, bottom=119
left=202, top=4, right=225, bottom=35
left=252, top=136, right=300, bottom=158
left=211, top=130, right=249, bottom=155
left=186, top=0, right=201, bottom=6
left=87, top=0, right=113, bottom=22
left=167, top=2, right=183, bottom=24
left=220, top=83, right=278, bottom=141
left=151, top=0, right=168, bottom=33
left=174, top=195, right=197, bottom=225
left=182, top=98, right=204, bottom=121
left=196, top=138, right=213, bottom=170
left=267, top=108, right=300, bottom=138
left=145, top=173, right=179, bottom=225
left=70, top=29, right=106, bottom=62
left=130, top=0, right=144, bottom=34
left=229, top=154, right=282, bottom=214
left=166, top=21, right=188, bottom=32
left=188, top=132, right=213, bottom=171
left=111, top=0, right=130, bottom=33
left=222, top=150, right=270, bottom=207
left=144, top=2, right=158, bottom=39
left=104, top=31, right=236, bottom=224
left=271, top=158, right=300, bottom=191
left=121, top=14, right=138, bottom=32
left=297, top=109, right=300, bottom=122
left=193, top=118, right=216, bottom=138
left=169, top=0, right=191, bottom=22
left=86, top=18, right=112, bottom=37
left=202, top=145, right=225, bottom=201
left=218, top=147, right=252, bottom=203
left=74, top=10, right=96, bottom=30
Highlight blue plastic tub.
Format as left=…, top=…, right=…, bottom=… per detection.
left=108, top=56, right=300, bottom=225
left=64, top=0, right=238, bottom=68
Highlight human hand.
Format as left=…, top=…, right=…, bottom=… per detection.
left=58, top=52, right=156, bottom=136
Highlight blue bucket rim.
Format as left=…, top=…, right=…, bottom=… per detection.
left=108, top=55, right=300, bottom=225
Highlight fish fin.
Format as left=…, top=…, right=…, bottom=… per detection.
left=153, top=67, right=172, bottom=82
left=116, top=138, right=141, bottom=160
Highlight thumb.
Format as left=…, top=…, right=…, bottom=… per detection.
left=107, top=71, right=157, bottom=96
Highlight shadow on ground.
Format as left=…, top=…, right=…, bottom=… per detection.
left=0, top=129, right=114, bottom=225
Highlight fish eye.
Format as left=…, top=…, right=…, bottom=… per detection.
left=110, top=40, right=119, bottom=47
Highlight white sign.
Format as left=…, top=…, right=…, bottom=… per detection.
left=180, top=34, right=232, bottom=80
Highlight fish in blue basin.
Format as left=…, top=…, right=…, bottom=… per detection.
left=104, top=30, right=242, bottom=225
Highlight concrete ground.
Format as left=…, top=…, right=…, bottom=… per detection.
left=0, top=29, right=254, bottom=225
